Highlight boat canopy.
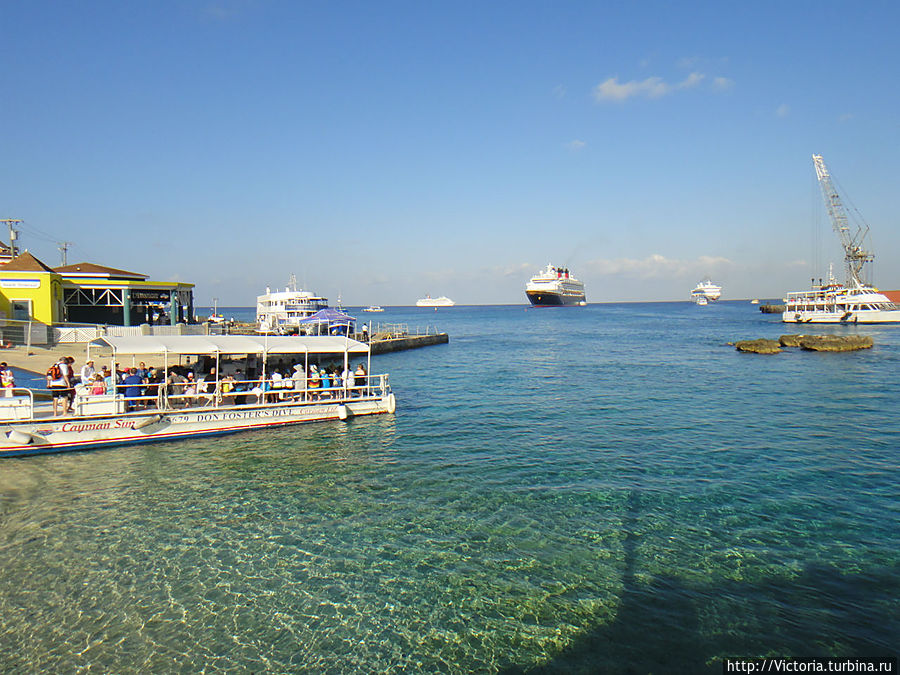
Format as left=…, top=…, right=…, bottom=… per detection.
left=87, top=334, right=369, bottom=356
left=298, top=308, right=356, bottom=324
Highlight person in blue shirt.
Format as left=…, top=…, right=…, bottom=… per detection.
left=122, top=368, right=145, bottom=410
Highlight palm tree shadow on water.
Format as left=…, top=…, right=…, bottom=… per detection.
left=501, top=490, right=899, bottom=675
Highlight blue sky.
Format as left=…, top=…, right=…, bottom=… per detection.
left=2, top=1, right=899, bottom=306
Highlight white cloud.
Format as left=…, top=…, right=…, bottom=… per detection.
left=593, top=72, right=706, bottom=102
left=566, top=140, right=586, bottom=151
left=712, top=76, right=734, bottom=91
left=552, top=84, right=567, bottom=99
left=585, top=253, right=732, bottom=279
left=838, top=113, right=853, bottom=122
left=776, top=104, right=790, bottom=118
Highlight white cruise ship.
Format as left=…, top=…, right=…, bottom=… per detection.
left=416, top=295, right=455, bottom=308
left=783, top=155, right=900, bottom=324
left=525, top=264, right=586, bottom=306
left=257, top=275, right=329, bottom=333
left=690, top=280, right=722, bottom=304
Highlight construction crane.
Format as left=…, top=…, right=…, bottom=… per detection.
left=812, top=154, right=873, bottom=289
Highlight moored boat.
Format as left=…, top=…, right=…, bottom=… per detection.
left=257, top=275, right=329, bottom=334
left=0, top=335, right=394, bottom=458
left=525, top=264, right=586, bottom=306
left=783, top=155, right=900, bottom=324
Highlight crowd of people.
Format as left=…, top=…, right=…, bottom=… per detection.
left=42, top=356, right=370, bottom=416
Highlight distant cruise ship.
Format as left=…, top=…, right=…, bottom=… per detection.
left=416, top=295, right=455, bottom=307
left=525, top=264, right=586, bottom=306
left=690, top=280, right=722, bottom=304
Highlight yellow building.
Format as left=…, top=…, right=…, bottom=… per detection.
left=0, top=251, right=195, bottom=326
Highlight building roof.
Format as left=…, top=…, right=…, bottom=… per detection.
left=54, top=262, right=148, bottom=280
left=1, top=251, right=57, bottom=273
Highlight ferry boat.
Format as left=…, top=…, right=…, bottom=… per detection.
left=0, top=335, right=394, bottom=458
left=416, top=295, right=455, bottom=308
left=690, top=280, right=722, bottom=304
left=363, top=305, right=384, bottom=313
left=783, top=272, right=900, bottom=324
left=525, top=264, right=586, bottom=306
left=257, top=275, right=328, bottom=334
left=783, top=155, right=900, bottom=324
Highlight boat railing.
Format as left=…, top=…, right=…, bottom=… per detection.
left=67, top=374, right=391, bottom=413
left=0, top=388, right=35, bottom=421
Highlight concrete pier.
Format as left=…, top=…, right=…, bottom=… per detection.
left=370, top=333, right=449, bottom=354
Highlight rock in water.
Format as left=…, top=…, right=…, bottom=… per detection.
left=734, top=339, right=782, bottom=354
left=798, top=335, right=874, bottom=352
left=779, top=334, right=805, bottom=347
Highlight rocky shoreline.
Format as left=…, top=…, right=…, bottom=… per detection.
left=732, top=334, right=874, bottom=354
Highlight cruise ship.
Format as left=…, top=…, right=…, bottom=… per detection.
left=256, top=275, right=329, bottom=333
left=416, top=295, right=455, bottom=308
left=525, top=264, right=586, bottom=306
left=690, top=280, right=722, bottom=304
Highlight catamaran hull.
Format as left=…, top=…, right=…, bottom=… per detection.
left=0, top=395, right=395, bottom=458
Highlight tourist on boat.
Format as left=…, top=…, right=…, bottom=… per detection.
left=342, top=365, right=355, bottom=396
left=308, top=366, right=321, bottom=401
left=103, top=366, right=115, bottom=393
left=80, top=359, right=95, bottom=386
left=354, top=363, right=367, bottom=393
left=0, top=362, right=14, bottom=398
left=183, top=372, right=197, bottom=407
left=122, top=368, right=145, bottom=411
left=47, top=358, right=72, bottom=416
left=89, top=373, right=107, bottom=396
left=320, top=368, right=332, bottom=399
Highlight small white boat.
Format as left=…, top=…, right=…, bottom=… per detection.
left=690, top=280, right=721, bottom=304
left=416, top=295, right=455, bottom=308
left=0, top=335, right=394, bottom=458
left=363, top=306, right=384, bottom=313
left=695, top=296, right=708, bottom=306
left=750, top=299, right=760, bottom=305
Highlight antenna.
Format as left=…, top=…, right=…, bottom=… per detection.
left=58, top=241, right=73, bottom=266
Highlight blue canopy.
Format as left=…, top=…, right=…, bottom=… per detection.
left=298, top=308, right=356, bottom=324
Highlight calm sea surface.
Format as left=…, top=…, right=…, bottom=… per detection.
left=1, top=303, right=897, bottom=673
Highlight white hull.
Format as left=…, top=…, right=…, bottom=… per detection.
left=1, top=394, right=394, bottom=458
left=416, top=296, right=454, bottom=307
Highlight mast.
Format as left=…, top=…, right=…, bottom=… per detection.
left=812, top=154, right=873, bottom=289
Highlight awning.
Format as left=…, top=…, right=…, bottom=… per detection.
left=298, top=308, right=357, bottom=324
left=87, top=334, right=369, bottom=356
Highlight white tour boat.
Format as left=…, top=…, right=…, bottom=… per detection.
left=690, top=280, right=722, bottom=304
left=783, top=155, right=900, bottom=324
left=416, top=295, right=455, bottom=308
left=257, top=274, right=329, bottom=333
left=363, top=305, right=385, bottom=313
left=0, top=334, right=394, bottom=458
left=525, top=264, right=586, bottom=306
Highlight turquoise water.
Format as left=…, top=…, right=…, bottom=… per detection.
left=1, top=303, right=897, bottom=673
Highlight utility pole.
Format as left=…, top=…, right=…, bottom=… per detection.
left=58, top=241, right=73, bottom=266
left=1, top=219, right=22, bottom=257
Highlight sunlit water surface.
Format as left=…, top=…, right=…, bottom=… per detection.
left=1, top=303, right=897, bottom=673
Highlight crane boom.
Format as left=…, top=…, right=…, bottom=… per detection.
left=812, top=154, right=873, bottom=289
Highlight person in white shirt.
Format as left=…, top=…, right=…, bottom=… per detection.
left=80, top=359, right=96, bottom=386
